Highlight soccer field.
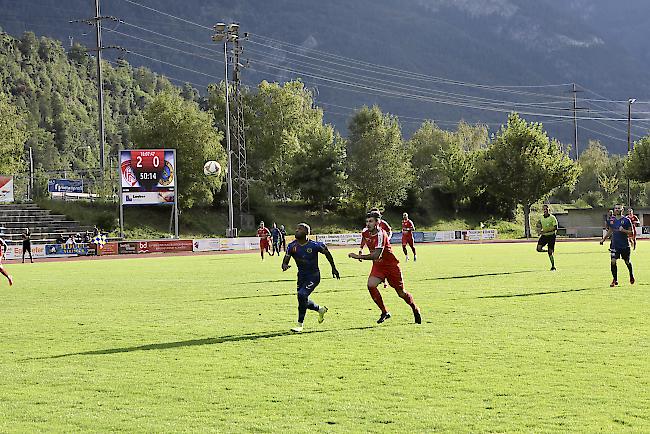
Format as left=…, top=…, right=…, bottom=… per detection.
left=1, top=242, right=648, bottom=432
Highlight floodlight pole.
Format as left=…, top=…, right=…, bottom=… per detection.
left=213, top=24, right=238, bottom=238
left=223, top=42, right=235, bottom=237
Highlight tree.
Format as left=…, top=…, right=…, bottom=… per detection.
left=347, top=105, right=414, bottom=208
left=626, top=136, right=650, bottom=182
left=0, top=93, right=27, bottom=174
left=246, top=80, right=326, bottom=200
left=289, top=130, right=347, bottom=211
left=478, top=113, right=580, bottom=237
left=433, top=143, right=483, bottom=214
left=130, top=91, right=226, bottom=208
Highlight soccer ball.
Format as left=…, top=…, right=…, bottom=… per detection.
left=203, top=160, right=222, bottom=177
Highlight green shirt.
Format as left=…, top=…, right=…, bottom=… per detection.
left=540, top=214, right=558, bottom=236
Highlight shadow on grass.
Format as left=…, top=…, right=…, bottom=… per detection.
left=234, top=275, right=365, bottom=285
left=211, top=287, right=361, bottom=302
left=34, top=325, right=382, bottom=360
left=417, top=270, right=537, bottom=282
left=477, top=286, right=603, bottom=299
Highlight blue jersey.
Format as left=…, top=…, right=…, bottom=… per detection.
left=607, top=216, right=631, bottom=251
left=286, top=239, right=326, bottom=277
left=271, top=228, right=280, bottom=241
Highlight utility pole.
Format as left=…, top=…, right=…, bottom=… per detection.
left=71, top=3, right=123, bottom=183
left=28, top=147, right=34, bottom=201
left=627, top=98, right=636, bottom=207
left=568, top=84, right=587, bottom=160
left=94, top=0, right=106, bottom=180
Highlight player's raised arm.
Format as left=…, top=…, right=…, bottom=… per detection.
left=321, top=246, right=340, bottom=279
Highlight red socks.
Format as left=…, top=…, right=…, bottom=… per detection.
left=368, top=286, right=387, bottom=313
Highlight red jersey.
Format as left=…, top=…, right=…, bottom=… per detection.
left=257, top=227, right=271, bottom=239
left=379, top=220, right=392, bottom=237
left=402, top=219, right=415, bottom=233
left=629, top=214, right=640, bottom=235
left=361, top=228, right=399, bottom=266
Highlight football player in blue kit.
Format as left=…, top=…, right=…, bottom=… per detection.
left=600, top=204, right=635, bottom=287
left=282, top=223, right=340, bottom=333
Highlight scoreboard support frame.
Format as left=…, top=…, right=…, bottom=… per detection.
left=119, top=149, right=179, bottom=239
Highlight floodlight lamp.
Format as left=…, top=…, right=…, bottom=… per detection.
left=212, top=34, right=225, bottom=42
left=214, top=23, right=226, bottom=31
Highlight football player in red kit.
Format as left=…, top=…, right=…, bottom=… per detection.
left=0, top=236, right=13, bottom=286
left=349, top=211, right=421, bottom=324
left=401, top=212, right=416, bottom=261
left=257, top=221, right=272, bottom=260
left=627, top=208, right=640, bottom=250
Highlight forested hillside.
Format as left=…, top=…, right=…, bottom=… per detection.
left=0, top=29, right=183, bottom=183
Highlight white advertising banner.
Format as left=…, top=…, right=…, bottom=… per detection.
left=122, top=191, right=175, bottom=205
left=4, top=244, right=47, bottom=260
left=315, top=233, right=362, bottom=246
left=0, top=176, right=14, bottom=203
left=193, top=238, right=222, bottom=252
left=482, top=229, right=498, bottom=240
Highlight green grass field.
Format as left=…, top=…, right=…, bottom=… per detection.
left=1, top=242, right=648, bottom=432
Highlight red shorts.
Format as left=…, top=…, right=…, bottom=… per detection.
left=260, top=239, right=270, bottom=250
left=370, top=263, right=404, bottom=290
left=401, top=232, right=414, bottom=246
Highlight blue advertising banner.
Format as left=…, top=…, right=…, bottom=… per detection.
left=45, top=244, right=90, bottom=257
left=390, top=231, right=425, bottom=244
left=48, top=179, right=83, bottom=193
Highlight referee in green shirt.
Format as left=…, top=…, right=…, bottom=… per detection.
left=536, top=204, right=558, bottom=271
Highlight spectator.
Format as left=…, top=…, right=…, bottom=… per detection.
left=55, top=234, right=66, bottom=245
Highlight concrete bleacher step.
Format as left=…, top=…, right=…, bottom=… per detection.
left=0, top=203, right=95, bottom=244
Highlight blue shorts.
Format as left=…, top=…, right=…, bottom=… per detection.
left=297, top=273, right=321, bottom=294
left=610, top=247, right=631, bottom=261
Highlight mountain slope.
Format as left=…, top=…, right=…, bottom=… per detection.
left=1, top=0, right=649, bottom=149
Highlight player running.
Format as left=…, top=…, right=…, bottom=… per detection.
left=0, top=236, right=13, bottom=286
left=279, top=225, right=287, bottom=252
left=600, top=204, right=635, bottom=287
left=270, top=222, right=281, bottom=257
left=536, top=204, right=558, bottom=271
left=401, top=212, right=416, bottom=262
left=257, top=221, right=271, bottom=260
left=627, top=208, right=640, bottom=250
left=282, top=223, right=340, bottom=333
left=349, top=211, right=421, bottom=324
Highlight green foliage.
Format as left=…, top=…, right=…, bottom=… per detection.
left=478, top=113, right=580, bottom=237
left=433, top=144, right=483, bottom=213
left=347, top=105, right=414, bottom=208
left=129, top=91, right=226, bottom=209
left=626, top=135, right=650, bottom=183
left=289, top=130, right=347, bottom=209
left=0, top=92, right=27, bottom=174
left=0, top=31, right=194, bottom=196
left=247, top=80, right=329, bottom=200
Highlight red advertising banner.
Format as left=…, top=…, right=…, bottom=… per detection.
left=137, top=240, right=193, bottom=254
left=99, top=242, right=119, bottom=256
left=118, top=242, right=139, bottom=255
